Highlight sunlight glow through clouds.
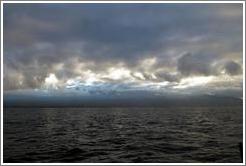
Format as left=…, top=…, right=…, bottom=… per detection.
left=173, top=76, right=215, bottom=89
left=132, top=72, right=146, bottom=80
left=140, top=57, right=157, bottom=69
left=44, top=73, right=59, bottom=89
left=43, top=67, right=242, bottom=93
left=106, top=67, right=132, bottom=80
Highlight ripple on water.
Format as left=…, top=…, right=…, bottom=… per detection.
left=3, top=107, right=243, bottom=163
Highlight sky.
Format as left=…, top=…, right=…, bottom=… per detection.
left=3, top=3, right=244, bottom=98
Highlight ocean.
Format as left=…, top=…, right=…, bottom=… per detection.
left=3, top=107, right=243, bottom=163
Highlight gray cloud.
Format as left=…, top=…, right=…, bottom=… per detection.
left=3, top=3, right=243, bottom=95
left=155, top=72, right=181, bottom=82
left=177, top=52, right=216, bottom=76
left=223, top=61, right=242, bottom=75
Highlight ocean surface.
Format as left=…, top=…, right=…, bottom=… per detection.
left=3, top=107, right=243, bottom=163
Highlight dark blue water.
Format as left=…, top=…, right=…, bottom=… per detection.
left=3, top=107, right=243, bottom=163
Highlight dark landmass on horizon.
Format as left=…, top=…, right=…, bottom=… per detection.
left=4, top=93, right=242, bottom=108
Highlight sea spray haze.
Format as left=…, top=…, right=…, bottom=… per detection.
left=2, top=2, right=244, bottom=163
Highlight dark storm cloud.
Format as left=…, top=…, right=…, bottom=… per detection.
left=3, top=3, right=243, bottom=91
left=223, top=61, right=242, bottom=75
left=4, top=4, right=242, bottom=56
left=177, top=52, right=217, bottom=76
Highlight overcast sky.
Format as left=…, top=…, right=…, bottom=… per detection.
left=3, top=3, right=244, bottom=97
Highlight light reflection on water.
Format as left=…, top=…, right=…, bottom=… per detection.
left=4, top=107, right=243, bottom=163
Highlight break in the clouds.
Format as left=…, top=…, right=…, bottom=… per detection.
left=3, top=3, right=243, bottom=97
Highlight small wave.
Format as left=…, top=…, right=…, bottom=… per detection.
left=63, top=148, right=87, bottom=157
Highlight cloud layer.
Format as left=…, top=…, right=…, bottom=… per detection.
left=3, top=3, right=243, bottom=97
